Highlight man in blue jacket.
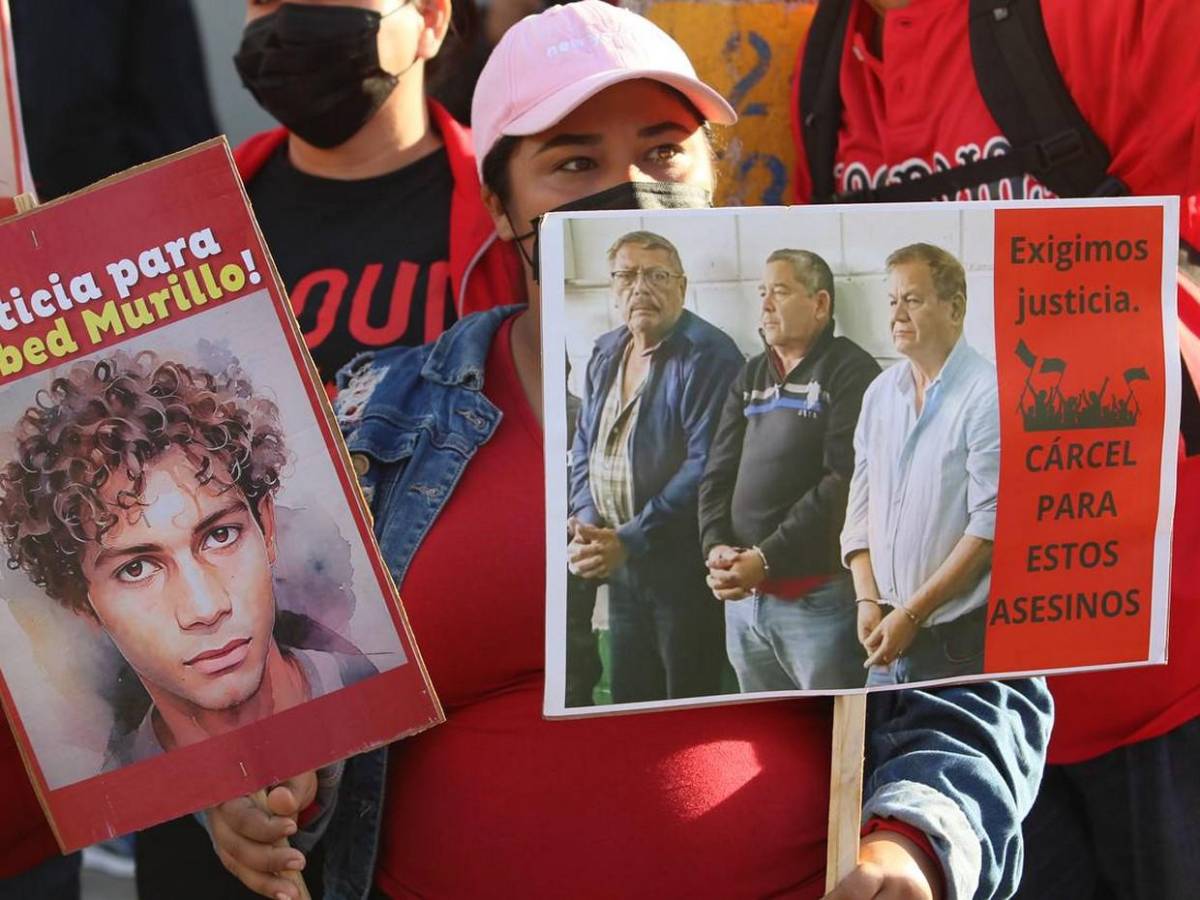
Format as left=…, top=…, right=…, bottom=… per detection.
left=568, top=230, right=744, bottom=703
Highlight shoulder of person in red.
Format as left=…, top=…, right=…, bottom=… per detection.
left=1049, top=280, right=1200, bottom=764
left=787, top=0, right=1200, bottom=764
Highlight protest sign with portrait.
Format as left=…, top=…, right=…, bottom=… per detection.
left=0, top=141, right=442, bottom=850
left=538, top=198, right=1179, bottom=716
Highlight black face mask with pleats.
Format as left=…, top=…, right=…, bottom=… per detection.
left=234, top=3, right=409, bottom=149
left=508, top=181, right=714, bottom=282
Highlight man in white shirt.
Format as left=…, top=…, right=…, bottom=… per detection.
left=840, top=242, right=999, bottom=685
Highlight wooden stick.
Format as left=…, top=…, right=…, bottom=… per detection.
left=249, top=789, right=312, bottom=900
left=825, top=693, right=868, bottom=893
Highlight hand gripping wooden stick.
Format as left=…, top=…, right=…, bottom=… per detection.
left=249, top=788, right=312, bottom=900
left=825, top=694, right=868, bottom=893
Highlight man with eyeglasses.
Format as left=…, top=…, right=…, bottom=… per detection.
left=699, top=249, right=880, bottom=691
left=568, top=230, right=743, bottom=703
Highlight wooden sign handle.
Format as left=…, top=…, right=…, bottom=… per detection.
left=249, top=788, right=313, bottom=900
left=825, top=693, right=868, bottom=893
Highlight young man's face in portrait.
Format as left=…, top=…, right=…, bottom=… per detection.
left=78, top=447, right=279, bottom=713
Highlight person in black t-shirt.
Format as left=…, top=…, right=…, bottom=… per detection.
left=230, top=0, right=519, bottom=388
left=233, top=0, right=455, bottom=384
left=248, top=139, right=457, bottom=379
left=135, top=3, right=520, bottom=898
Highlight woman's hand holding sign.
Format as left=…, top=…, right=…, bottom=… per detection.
left=208, top=771, right=316, bottom=900
left=822, top=832, right=942, bottom=900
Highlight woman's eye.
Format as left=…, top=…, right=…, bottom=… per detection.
left=203, top=525, right=243, bottom=551
left=649, top=144, right=686, bottom=164
left=116, top=559, right=159, bottom=584
left=557, top=157, right=596, bottom=173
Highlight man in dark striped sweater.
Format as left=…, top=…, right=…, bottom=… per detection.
left=699, top=249, right=880, bottom=691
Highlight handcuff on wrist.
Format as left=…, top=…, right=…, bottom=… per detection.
left=854, top=597, right=923, bottom=625
left=745, top=546, right=769, bottom=598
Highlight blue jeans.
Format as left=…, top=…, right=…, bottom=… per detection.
left=725, top=576, right=863, bottom=690
left=606, top=562, right=726, bottom=703
left=866, top=604, right=986, bottom=686
left=1014, top=715, right=1200, bottom=899
left=0, top=854, right=79, bottom=900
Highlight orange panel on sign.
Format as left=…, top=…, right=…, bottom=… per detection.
left=986, top=206, right=1166, bottom=671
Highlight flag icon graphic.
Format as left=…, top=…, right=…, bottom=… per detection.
left=1124, top=367, right=1150, bottom=384
left=1015, top=339, right=1036, bottom=368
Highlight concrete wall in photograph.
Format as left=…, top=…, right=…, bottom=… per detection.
left=563, top=206, right=997, bottom=398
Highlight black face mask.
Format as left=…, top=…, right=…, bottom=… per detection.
left=508, top=181, right=714, bottom=282
left=234, top=3, right=410, bottom=150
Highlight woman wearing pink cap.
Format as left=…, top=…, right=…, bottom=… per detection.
left=209, top=4, right=1049, bottom=899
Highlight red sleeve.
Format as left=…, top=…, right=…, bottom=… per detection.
left=861, top=816, right=946, bottom=897
left=1043, top=0, right=1200, bottom=198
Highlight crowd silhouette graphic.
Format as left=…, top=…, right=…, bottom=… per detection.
left=1015, top=340, right=1148, bottom=432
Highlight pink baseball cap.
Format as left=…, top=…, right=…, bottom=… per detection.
left=470, top=0, right=737, bottom=175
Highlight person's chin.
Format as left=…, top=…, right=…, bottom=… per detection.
left=189, top=656, right=269, bottom=712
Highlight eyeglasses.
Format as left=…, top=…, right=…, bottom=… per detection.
left=610, top=267, right=684, bottom=290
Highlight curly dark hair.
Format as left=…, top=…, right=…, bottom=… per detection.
left=0, top=351, right=288, bottom=614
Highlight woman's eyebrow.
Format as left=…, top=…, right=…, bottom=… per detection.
left=637, top=120, right=695, bottom=138
left=533, top=133, right=602, bottom=155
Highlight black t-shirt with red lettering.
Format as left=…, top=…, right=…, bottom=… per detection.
left=248, top=144, right=456, bottom=383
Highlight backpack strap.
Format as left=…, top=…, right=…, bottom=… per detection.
left=798, top=0, right=854, bottom=203
left=968, top=0, right=1125, bottom=198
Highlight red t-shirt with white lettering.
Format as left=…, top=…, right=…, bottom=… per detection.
left=793, top=0, right=1200, bottom=204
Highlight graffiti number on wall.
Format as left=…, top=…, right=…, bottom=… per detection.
left=722, top=28, right=789, bottom=204
left=723, top=30, right=771, bottom=117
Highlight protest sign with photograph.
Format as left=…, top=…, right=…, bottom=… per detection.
left=0, top=140, right=442, bottom=850
left=539, top=198, right=1179, bottom=717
